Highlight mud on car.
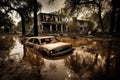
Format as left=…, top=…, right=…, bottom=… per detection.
left=25, top=36, right=73, bottom=56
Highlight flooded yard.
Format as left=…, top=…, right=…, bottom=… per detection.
left=0, top=35, right=120, bottom=80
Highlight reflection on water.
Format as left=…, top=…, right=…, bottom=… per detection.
left=24, top=37, right=120, bottom=80
left=9, top=38, right=23, bottom=61
left=0, top=35, right=120, bottom=80
left=0, top=35, right=15, bottom=59
left=24, top=38, right=120, bottom=80
left=0, top=35, right=23, bottom=61
left=65, top=49, right=104, bottom=80
left=63, top=38, right=120, bottom=80
left=25, top=46, right=78, bottom=80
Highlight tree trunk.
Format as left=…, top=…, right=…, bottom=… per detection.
left=116, top=14, right=120, bottom=37
left=115, top=0, right=120, bottom=37
left=21, top=14, right=26, bottom=36
left=105, top=41, right=112, bottom=79
left=109, top=0, right=116, bottom=35
left=98, top=5, right=104, bottom=32
left=34, top=0, right=38, bottom=36
left=115, top=50, right=120, bottom=79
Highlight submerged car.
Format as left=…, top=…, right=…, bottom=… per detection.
left=25, top=36, right=73, bottom=56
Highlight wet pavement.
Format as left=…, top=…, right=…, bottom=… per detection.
left=0, top=35, right=120, bottom=80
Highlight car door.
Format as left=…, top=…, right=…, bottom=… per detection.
left=33, top=38, right=40, bottom=50
left=26, top=38, right=34, bottom=48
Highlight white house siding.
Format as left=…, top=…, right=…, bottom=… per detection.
left=38, top=13, right=68, bottom=33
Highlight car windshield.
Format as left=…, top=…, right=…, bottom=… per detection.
left=41, top=37, right=58, bottom=44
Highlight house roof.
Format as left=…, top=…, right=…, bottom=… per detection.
left=38, top=13, right=65, bottom=17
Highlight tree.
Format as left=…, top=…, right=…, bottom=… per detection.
left=0, top=0, right=42, bottom=35
left=16, top=17, right=33, bottom=33
left=64, top=0, right=111, bottom=32
left=0, top=10, right=14, bottom=32
left=103, top=11, right=111, bottom=32
left=109, top=0, right=120, bottom=37
left=34, top=0, right=38, bottom=36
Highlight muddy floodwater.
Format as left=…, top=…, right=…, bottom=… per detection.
left=0, top=35, right=120, bottom=80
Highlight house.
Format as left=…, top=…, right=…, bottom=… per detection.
left=77, top=20, right=94, bottom=35
left=38, top=13, right=68, bottom=33
left=67, top=17, right=94, bottom=35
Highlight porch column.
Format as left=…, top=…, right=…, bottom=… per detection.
left=41, top=24, right=43, bottom=33
left=83, top=27, right=85, bottom=32
left=56, top=24, right=58, bottom=31
left=50, top=24, right=52, bottom=32
left=61, top=25, right=63, bottom=33
left=66, top=25, right=68, bottom=32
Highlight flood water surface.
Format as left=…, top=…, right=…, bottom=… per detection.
left=0, top=35, right=120, bottom=80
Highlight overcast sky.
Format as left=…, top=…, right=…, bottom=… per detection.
left=40, top=0, right=65, bottom=13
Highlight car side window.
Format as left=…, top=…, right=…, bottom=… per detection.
left=41, top=39, right=45, bottom=44
left=34, top=38, right=40, bottom=44
left=44, top=38, right=51, bottom=43
left=28, top=38, right=33, bottom=43
left=50, top=38, right=58, bottom=43
left=41, top=38, right=51, bottom=44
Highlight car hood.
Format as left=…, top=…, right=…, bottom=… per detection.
left=41, top=42, right=71, bottom=50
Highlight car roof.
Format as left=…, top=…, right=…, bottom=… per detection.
left=28, top=36, right=55, bottom=39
